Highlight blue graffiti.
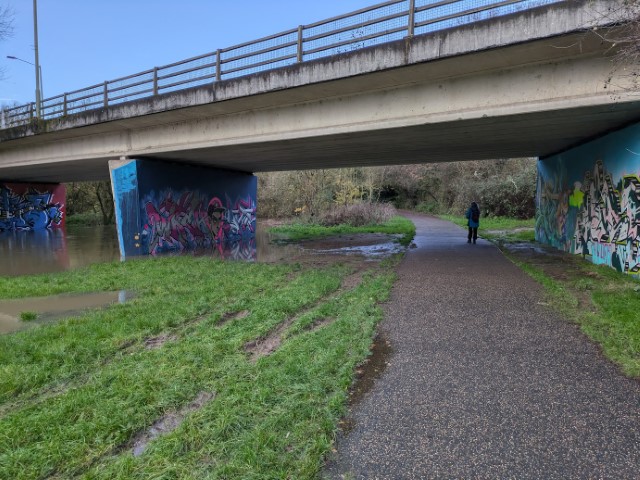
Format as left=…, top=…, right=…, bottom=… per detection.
left=0, top=185, right=64, bottom=232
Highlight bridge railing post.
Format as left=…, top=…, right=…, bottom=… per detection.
left=408, top=0, right=416, bottom=37
left=0, top=107, right=5, bottom=129
left=63, top=94, right=68, bottom=116
left=103, top=81, right=109, bottom=108
left=297, top=25, right=304, bottom=63
left=216, top=49, right=222, bottom=82
left=153, top=67, right=159, bottom=95
left=29, top=103, right=35, bottom=121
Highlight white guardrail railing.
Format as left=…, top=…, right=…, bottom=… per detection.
left=0, top=0, right=562, bottom=129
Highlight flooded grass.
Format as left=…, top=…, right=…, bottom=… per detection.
left=0, top=290, right=134, bottom=334
left=0, top=236, right=401, bottom=478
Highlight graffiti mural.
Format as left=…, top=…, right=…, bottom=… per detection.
left=141, top=191, right=256, bottom=256
left=536, top=123, right=640, bottom=277
left=110, top=158, right=257, bottom=259
left=0, top=183, right=65, bottom=232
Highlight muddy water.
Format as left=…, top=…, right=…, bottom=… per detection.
left=0, top=290, right=134, bottom=334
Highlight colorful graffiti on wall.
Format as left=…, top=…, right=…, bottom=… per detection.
left=536, top=124, right=640, bottom=277
left=0, top=183, right=65, bottom=232
left=141, top=190, right=256, bottom=256
left=109, top=158, right=257, bottom=259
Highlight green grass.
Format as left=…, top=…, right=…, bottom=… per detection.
left=269, top=215, right=416, bottom=246
left=0, top=256, right=396, bottom=479
left=18, top=311, right=38, bottom=322
left=65, top=212, right=106, bottom=227
left=437, top=214, right=535, bottom=242
left=438, top=213, right=639, bottom=378
left=510, top=257, right=640, bottom=377
left=437, top=214, right=535, bottom=231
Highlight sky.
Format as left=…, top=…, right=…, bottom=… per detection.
left=0, top=0, right=378, bottom=106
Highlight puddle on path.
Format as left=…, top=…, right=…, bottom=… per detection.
left=0, top=290, right=135, bottom=334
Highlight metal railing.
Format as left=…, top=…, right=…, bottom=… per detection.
left=0, top=0, right=562, bottom=130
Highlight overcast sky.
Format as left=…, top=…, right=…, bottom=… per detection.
left=0, top=0, right=377, bottom=106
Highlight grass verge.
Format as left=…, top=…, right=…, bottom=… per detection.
left=269, top=215, right=416, bottom=246
left=437, top=214, right=535, bottom=243
left=464, top=217, right=640, bottom=378
left=0, top=253, right=398, bottom=478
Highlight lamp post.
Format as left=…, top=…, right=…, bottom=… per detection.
left=6, top=0, right=42, bottom=118
left=6, top=56, right=44, bottom=104
left=33, top=0, right=41, bottom=118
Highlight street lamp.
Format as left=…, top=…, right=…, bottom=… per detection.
left=6, top=0, right=42, bottom=118
left=6, top=55, right=44, bottom=105
left=33, top=0, right=41, bottom=118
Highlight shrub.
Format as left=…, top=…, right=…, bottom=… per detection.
left=319, top=203, right=397, bottom=227
left=477, top=168, right=537, bottom=219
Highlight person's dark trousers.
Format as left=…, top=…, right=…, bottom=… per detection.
left=468, top=227, right=478, bottom=243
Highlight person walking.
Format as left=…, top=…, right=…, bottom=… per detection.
left=465, top=202, right=480, bottom=244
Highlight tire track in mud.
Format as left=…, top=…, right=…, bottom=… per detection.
left=243, top=265, right=376, bottom=363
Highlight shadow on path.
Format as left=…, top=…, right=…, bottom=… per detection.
left=324, top=213, right=640, bottom=479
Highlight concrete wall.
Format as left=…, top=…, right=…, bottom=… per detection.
left=110, top=159, right=257, bottom=259
left=0, top=183, right=65, bottom=231
left=536, top=123, right=640, bottom=277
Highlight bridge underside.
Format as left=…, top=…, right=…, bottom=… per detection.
left=1, top=101, right=639, bottom=183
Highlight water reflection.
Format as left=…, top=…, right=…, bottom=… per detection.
left=0, top=224, right=400, bottom=278
left=0, top=224, right=300, bottom=277
left=0, top=225, right=119, bottom=277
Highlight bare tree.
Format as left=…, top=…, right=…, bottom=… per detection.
left=0, top=4, right=12, bottom=40
left=616, top=1, right=640, bottom=71
left=594, top=0, right=640, bottom=91
left=0, top=3, right=14, bottom=82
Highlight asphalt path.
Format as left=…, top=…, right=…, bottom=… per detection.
left=323, top=213, right=640, bottom=479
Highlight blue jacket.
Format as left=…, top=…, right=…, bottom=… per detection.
left=466, top=207, right=480, bottom=228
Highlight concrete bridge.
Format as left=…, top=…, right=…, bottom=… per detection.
left=0, top=0, right=639, bottom=274
left=0, top=0, right=637, bottom=182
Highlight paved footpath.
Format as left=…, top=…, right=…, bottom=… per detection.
left=324, top=213, right=640, bottom=479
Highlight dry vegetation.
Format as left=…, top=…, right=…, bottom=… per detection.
left=258, top=158, right=537, bottom=221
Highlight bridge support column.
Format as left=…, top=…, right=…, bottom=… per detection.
left=109, top=159, right=257, bottom=260
left=536, top=122, right=640, bottom=278
left=0, top=182, right=65, bottom=232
